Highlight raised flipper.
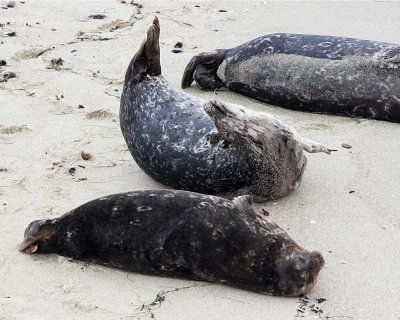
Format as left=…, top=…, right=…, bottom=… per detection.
left=124, top=17, right=161, bottom=86
left=300, top=138, right=331, bottom=154
left=181, top=50, right=227, bottom=90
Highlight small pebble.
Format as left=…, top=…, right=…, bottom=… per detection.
left=349, top=190, right=355, bottom=194
left=3, top=71, right=16, bottom=79
left=339, top=260, right=347, bottom=264
left=0, top=60, right=6, bottom=66
left=218, top=9, right=227, bottom=12
left=6, top=31, right=16, bottom=37
left=341, top=143, right=352, bottom=149
left=174, top=42, right=183, bottom=48
left=7, top=0, right=16, bottom=8
left=81, top=151, right=92, bottom=161
left=78, top=104, right=85, bottom=109
left=89, top=14, right=106, bottom=19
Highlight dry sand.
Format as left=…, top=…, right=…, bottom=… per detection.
left=1, top=1, right=400, bottom=319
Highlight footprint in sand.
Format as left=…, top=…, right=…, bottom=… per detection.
left=85, top=109, right=115, bottom=120
left=0, top=125, right=31, bottom=135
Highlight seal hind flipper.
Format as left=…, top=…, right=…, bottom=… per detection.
left=124, top=16, right=160, bottom=86
left=18, top=219, right=56, bottom=253
left=181, top=50, right=226, bottom=90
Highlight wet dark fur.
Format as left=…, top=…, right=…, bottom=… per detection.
left=19, top=190, right=324, bottom=296
left=182, top=33, right=400, bottom=123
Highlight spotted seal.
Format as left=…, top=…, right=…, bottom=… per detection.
left=182, top=33, right=400, bottom=123
left=18, top=190, right=325, bottom=296
left=120, top=18, right=330, bottom=202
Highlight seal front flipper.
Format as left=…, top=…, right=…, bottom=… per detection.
left=181, top=50, right=227, bottom=90
left=300, top=138, right=331, bottom=154
left=385, top=95, right=400, bottom=122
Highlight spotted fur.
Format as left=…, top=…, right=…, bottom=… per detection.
left=120, top=18, right=330, bottom=202
left=182, top=33, right=400, bottom=122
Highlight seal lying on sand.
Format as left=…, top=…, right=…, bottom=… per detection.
left=182, top=33, right=400, bottom=123
left=120, top=17, right=330, bottom=202
left=19, top=190, right=325, bottom=296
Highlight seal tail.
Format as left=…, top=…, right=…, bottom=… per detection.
left=124, top=16, right=161, bottom=86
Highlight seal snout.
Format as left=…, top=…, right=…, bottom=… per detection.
left=203, top=100, right=226, bottom=118
left=276, top=248, right=325, bottom=296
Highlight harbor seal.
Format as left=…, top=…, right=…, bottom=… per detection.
left=182, top=33, right=400, bottom=123
left=120, top=17, right=330, bottom=202
left=18, top=190, right=325, bottom=296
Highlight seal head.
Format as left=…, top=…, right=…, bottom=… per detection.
left=204, top=100, right=330, bottom=201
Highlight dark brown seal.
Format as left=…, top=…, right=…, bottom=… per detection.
left=19, top=190, right=324, bottom=296
left=119, top=17, right=330, bottom=202
left=182, top=33, right=400, bottom=123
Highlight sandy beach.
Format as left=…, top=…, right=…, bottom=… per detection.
left=1, top=1, right=400, bottom=319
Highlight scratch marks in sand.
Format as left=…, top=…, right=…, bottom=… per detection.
left=132, top=284, right=206, bottom=319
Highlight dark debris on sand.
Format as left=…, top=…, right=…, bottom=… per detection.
left=296, top=296, right=327, bottom=318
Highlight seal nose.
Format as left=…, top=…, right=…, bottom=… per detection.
left=312, top=251, right=325, bottom=269
left=203, top=101, right=226, bottom=117
left=210, top=100, right=227, bottom=115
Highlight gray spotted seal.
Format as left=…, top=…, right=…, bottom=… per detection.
left=182, top=33, right=400, bottom=123
left=18, top=190, right=325, bottom=296
left=120, top=17, right=330, bottom=202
